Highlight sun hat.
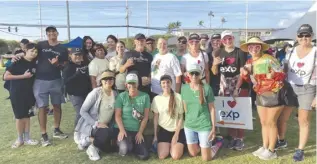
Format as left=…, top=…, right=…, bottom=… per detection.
left=100, top=71, right=115, bottom=80
left=240, top=37, right=269, bottom=52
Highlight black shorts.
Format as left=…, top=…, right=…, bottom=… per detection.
left=157, top=126, right=186, bottom=145
left=10, top=91, right=35, bottom=119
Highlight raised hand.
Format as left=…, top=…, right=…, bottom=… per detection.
left=48, top=56, right=59, bottom=65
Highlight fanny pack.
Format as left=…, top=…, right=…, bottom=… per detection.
left=257, top=91, right=280, bottom=107
left=130, top=97, right=144, bottom=121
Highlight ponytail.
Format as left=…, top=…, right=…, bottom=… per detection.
left=198, top=80, right=205, bottom=105
left=168, top=89, right=176, bottom=119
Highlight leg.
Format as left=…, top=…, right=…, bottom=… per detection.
left=52, top=104, right=62, bottom=129
left=198, top=131, right=212, bottom=161
left=49, top=79, right=66, bottom=130
left=133, top=137, right=149, bottom=160
left=23, top=118, right=30, bottom=141
left=69, top=95, right=85, bottom=128
left=117, top=131, right=132, bottom=156
left=184, top=127, right=200, bottom=157
left=277, top=106, right=293, bottom=140
left=16, top=119, right=24, bottom=141
left=257, top=106, right=269, bottom=149
left=266, top=106, right=284, bottom=151
left=157, top=142, right=170, bottom=159
left=38, top=107, right=48, bottom=134
left=92, top=128, right=112, bottom=152
left=298, top=109, right=311, bottom=149
left=170, top=143, right=184, bottom=160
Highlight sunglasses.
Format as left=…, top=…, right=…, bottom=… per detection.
left=146, top=42, right=154, bottom=45
left=248, top=44, right=262, bottom=50
left=178, top=40, right=187, bottom=44
left=297, top=33, right=312, bottom=38
left=189, top=71, right=200, bottom=76
left=103, top=77, right=114, bottom=81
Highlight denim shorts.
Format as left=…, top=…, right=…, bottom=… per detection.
left=291, top=84, right=316, bottom=110
left=184, top=127, right=210, bottom=148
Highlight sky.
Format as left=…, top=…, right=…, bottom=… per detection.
left=0, top=0, right=315, bottom=42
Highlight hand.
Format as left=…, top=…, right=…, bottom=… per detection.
left=233, top=89, right=239, bottom=99
left=97, top=122, right=108, bottom=128
left=240, top=67, right=248, bottom=76
left=171, top=133, right=179, bottom=145
left=311, top=98, right=316, bottom=108
left=141, top=77, right=150, bottom=86
left=11, top=56, right=22, bottom=63
left=208, top=129, right=216, bottom=141
left=23, top=69, right=33, bottom=78
left=118, top=130, right=127, bottom=142
left=266, top=70, right=274, bottom=79
left=125, top=58, right=134, bottom=67
left=155, top=59, right=161, bottom=67
left=212, top=57, right=222, bottom=66
left=135, top=132, right=144, bottom=144
left=48, top=56, right=59, bottom=66
left=152, top=136, right=158, bottom=145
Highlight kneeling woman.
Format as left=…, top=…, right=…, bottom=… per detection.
left=75, top=70, right=117, bottom=161
left=152, top=75, right=185, bottom=160
left=181, top=64, right=216, bottom=161
left=239, top=37, right=286, bottom=160
left=114, top=73, right=150, bottom=160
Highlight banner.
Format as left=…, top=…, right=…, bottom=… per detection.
left=214, top=96, right=253, bottom=130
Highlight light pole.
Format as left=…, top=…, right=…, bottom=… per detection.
left=38, top=0, right=43, bottom=40
left=245, top=0, right=249, bottom=41
left=208, top=11, right=214, bottom=30
left=66, top=0, right=71, bottom=42
left=126, top=0, right=129, bottom=45
left=146, top=0, right=149, bottom=36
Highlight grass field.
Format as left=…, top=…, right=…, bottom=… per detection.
left=0, top=73, right=315, bottom=164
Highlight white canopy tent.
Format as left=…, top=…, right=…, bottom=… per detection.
left=263, top=3, right=316, bottom=43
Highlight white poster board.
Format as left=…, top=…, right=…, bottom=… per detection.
left=214, top=96, right=253, bottom=130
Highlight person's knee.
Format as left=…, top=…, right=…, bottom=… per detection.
left=267, top=121, right=277, bottom=128
left=202, top=154, right=212, bottom=161
left=158, top=151, right=169, bottom=159
left=299, top=118, right=310, bottom=127
left=118, top=140, right=129, bottom=156
left=188, top=150, right=199, bottom=157
left=171, top=152, right=182, bottom=160
left=53, top=105, right=61, bottom=111
left=137, top=153, right=149, bottom=160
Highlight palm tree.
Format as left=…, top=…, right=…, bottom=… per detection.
left=175, top=21, right=181, bottom=29
left=198, top=20, right=205, bottom=28
left=167, top=21, right=181, bottom=34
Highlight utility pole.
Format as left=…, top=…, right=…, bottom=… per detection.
left=245, top=0, right=249, bottom=41
left=146, top=0, right=149, bottom=36
left=208, top=11, right=214, bottom=30
left=221, top=17, right=227, bottom=29
left=126, top=0, right=129, bottom=45
left=66, top=0, right=71, bottom=42
left=38, top=0, right=43, bottom=40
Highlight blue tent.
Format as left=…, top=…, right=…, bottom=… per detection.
left=62, top=36, right=83, bottom=48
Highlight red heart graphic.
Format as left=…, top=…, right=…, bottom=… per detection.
left=225, top=57, right=236, bottom=65
left=227, top=101, right=237, bottom=108
left=297, top=62, right=305, bottom=68
left=198, top=60, right=201, bottom=64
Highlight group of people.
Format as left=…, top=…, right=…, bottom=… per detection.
left=3, top=23, right=316, bottom=162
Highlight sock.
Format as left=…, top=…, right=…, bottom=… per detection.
left=42, top=133, right=48, bottom=140
left=17, top=134, right=23, bottom=143
left=269, top=149, right=275, bottom=153
left=24, top=132, right=30, bottom=141
left=279, top=139, right=285, bottom=143
left=54, top=128, right=60, bottom=133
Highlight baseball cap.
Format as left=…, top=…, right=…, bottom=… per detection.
left=187, top=64, right=201, bottom=73
left=188, top=33, right=201, bottom=40
left=160, top=74, right=172, bottom=83
left=200, top=34, right=209, bottom=40
left=70, top=48, right=82, bottom=55
left=45, top=25, right=57, bottom=32
left=211, top=34, right=221, bottom=39
left=178, top=36, right=187, bottom=41
left=126, top=73, right=139, bottom=83
left=135, top=33, right=146, bottom=40
left=100, top=71, right=115, bottom=80
left=221, top=30, right=233, bottom=39
left=297, top=24, right=313, bottom=35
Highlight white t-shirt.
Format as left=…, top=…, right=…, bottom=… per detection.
left=89, top=58, right=109, bottom=86
left=109, top=55, right=126, bottom=90
left=181, top=51, right=209, bottom=78
left=286, top=47, right=317, bottom=85
left=106, top=51, right=116, bottom=60
left=151, top=53, right=182, bottom=94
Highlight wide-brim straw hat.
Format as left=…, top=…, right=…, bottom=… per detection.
left=240, top=37, right=270, bottom=52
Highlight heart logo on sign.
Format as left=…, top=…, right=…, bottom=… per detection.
left=297, top=62, right=305, bottom=68
left=197, top=60, right=201, bottom=64
left=225, top=57, right=236, bottom=65
left=227, top=101, right=237, bottom=108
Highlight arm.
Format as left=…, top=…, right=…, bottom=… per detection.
left=153, top=112, right=159, bottom=139
left=88, top=62, right=98, bottom=88
left=79, top=90, right=98, bottom=126
left=62, top=65, right=79, bottom=84
left=205, top=62, right=210, bottom=84
left=90, top=76, right=97, bottom=89
left=115, top=109, right=126, bottom=132
left=138, top=108, right=150, bottom=134
left=211, top=65, right=219, bottom=75
left=3, top=71, right=28, bottom=80
left=208, top=102, right=216, bottom=132
left=175, top=76, right=181, bottom=93
left=119, top=53, right=129, bottom=73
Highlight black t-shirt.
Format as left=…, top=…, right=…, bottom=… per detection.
left=62, top=62, right=91, bottom=97
left=219, top=47, right=249, bottom=88
left=8, top=58, right=36, bottom=92
left=121, top=50, right=153, bottom=93
left=36, top=41, right=69, bottom=80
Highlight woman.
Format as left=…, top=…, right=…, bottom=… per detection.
left=75, top=70, right=117, bottom=161
left=4, top=43, right=39, bottom=148
left=284, top=24, right=316, bottom=162
left=181, top=64, right=216, bottom=161
left=114, top=73, right=150, bottom=160
left=152, top=75, right=185, bottom=160
left=109, top=41, right=127, bottom=93
left=106, top=35, right=118, bottom=60
left=238, top=37, right=286, bottom=160
left=181, top=33, right=210, bottom=84
left=89, top=44, right=109, bottom=88
left=82, top=36, right=95, bottom=64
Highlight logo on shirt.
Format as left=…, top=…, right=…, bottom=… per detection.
left=220, top=57, right=238, bottom=73
left=76, top=66, right=88, bottom=74
left=31, top=68, right=36, bottom=74
left=42, top=48, right=61, bottom=56
left=132, top=56, right=149, bottom=63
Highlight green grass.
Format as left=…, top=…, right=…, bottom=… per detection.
left=0, top=76, right=315, bottom=164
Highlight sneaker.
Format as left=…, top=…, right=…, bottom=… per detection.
left=234, top=139, right=244, bottom=151
left=275, top=140, right=288, bottom=150
left=53, top=129, right=68, bottom=139
left=11, top=141, right=24, bottom=149
left=74, top=132, right=80, bottom=144
left=227, top=138, right=237, bottom=149
left=41, top=137, right=51, bottom=147
left=24, top=139, right=39, bottom=146
left=293, top=149, right=304, bottom=162
left=252, top=147, right=266, bottom=157
left=258, top=149, right=277, bottom=160
left=77, top=143, right=85, bottom=151
left=86, top=145, right=100, bottom=161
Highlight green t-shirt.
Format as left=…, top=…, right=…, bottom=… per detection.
left=181, top=84, right=215, bottom=131
left=114, top=91, right=150, bottom=132
left=151, top=49, right=159, bottom=57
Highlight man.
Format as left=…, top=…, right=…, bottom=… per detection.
left=200, top=34, right=209, bottom=51
left=211, top=30, right=248, bottom=151
left=120, top=33, right=153, bottom=95
left=145, top=37, right=158, bottom=56
left=14, top=39, right=29, bottom=56
left=34, top=25, right=69, bottom=146
left=208, top=34, right=222, bottom=96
